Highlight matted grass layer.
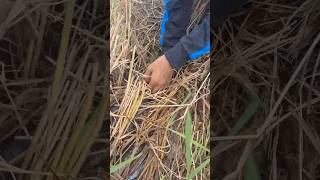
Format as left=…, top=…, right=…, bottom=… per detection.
left=212, top=0, right=320, bottom=179
left=0, top=0, right=107, bottom=179
left=110, top=0, right=210, bottom=179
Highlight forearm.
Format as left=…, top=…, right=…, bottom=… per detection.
left=165, top=14, right=210, bottom=69
left=160, top=0, right=194, bottom=51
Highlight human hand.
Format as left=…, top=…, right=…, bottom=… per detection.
left=143, top=55, right=173, bottom=93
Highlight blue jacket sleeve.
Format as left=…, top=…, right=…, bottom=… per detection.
left=160, top=0, right=194, bottom=51
left=164, top=15, right=210, bottom=69
left=160, top=0, right=210, bottom=69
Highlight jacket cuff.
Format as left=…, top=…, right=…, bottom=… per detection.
left=164, top=42, right=188, bottom=70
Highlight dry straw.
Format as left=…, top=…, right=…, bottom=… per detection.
left=0, top=0, right=107, bottom=179
left=110, top=0, right=210, bottom=179
left=212, top=0, right=320, bottom=179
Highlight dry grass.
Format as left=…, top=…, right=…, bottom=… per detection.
left=110, top=0, right=210, bottom=179
left=212, top=0, right=320, bottom=179
left=0, top=0, right=107, bottom=179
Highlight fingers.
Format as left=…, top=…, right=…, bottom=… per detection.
left=149, top=76, right=157, bottom=92
left=150, top=78, right=165, bottom=93
left=144, top=67, right=159, bottom=93
left=151, top=86, right=161, bottom=94
left=144, top=65, right=161, bottom=93
left=143, top=67, right=152, bottom=83
left=143, top=60, right=171, bottom=93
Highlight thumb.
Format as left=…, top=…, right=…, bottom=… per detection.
left=143, top=67, right=152, bottom=83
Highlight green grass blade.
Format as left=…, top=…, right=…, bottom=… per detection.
left=24, top=38, right=35, bottom=77
left=168, top=128, right=209, bottom=152
left=110, top=154, right=141, bottom=174
left=229, top=90, right=260, bottom=136
left=185, top=110, right=193, bottom=177
left=189, top=158, right=210, bottom=179
left=244, top=155, right=261, bottom=180
left=51, top=0, right=76, bottom=100
left=227, top=88, right=261, bottom=180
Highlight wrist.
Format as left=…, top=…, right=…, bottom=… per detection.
left=164, top=42, right=188, bottom=70
left=162, top=55, right=173, bottom=70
